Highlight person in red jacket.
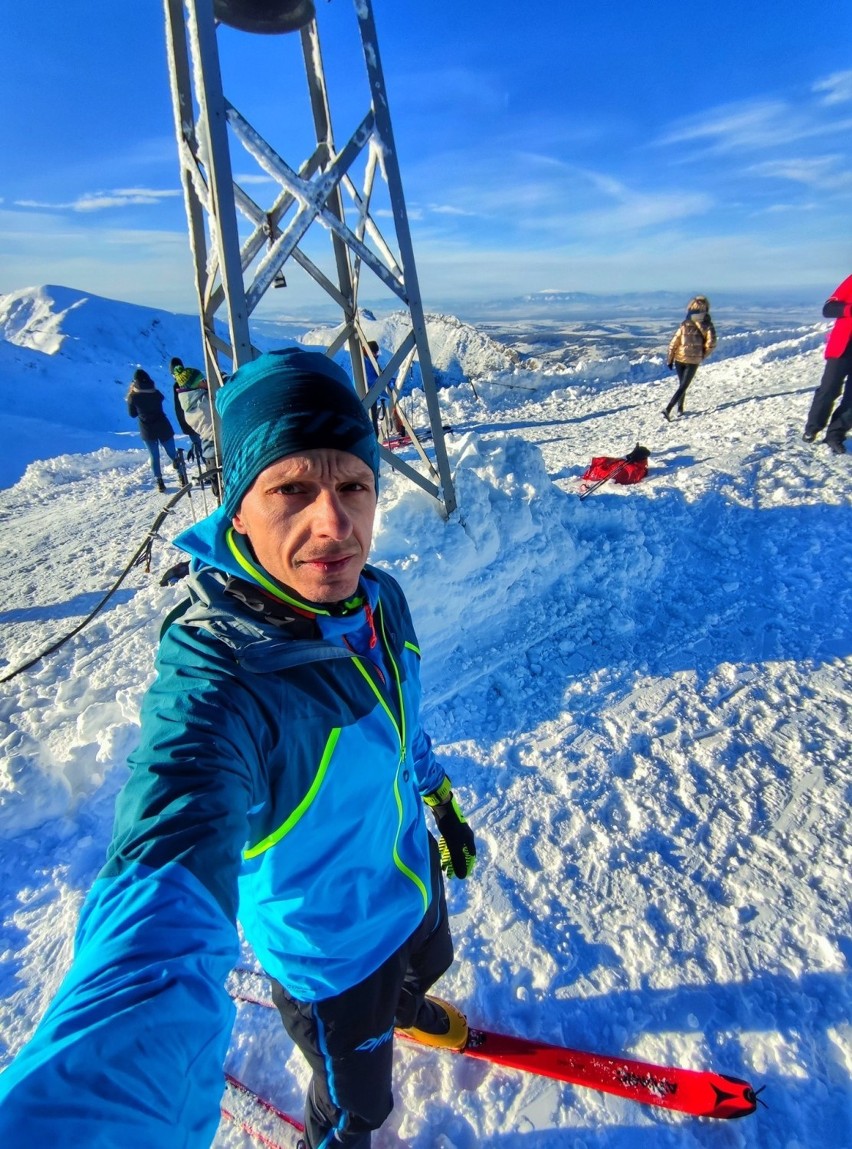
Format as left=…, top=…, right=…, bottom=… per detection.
left=802, top=275, right=852, bottom=455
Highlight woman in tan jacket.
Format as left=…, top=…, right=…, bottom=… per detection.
left=663, top=295, right=717, bottom=420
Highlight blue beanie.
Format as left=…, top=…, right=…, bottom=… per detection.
left=217, top=347, right=379, bottom=518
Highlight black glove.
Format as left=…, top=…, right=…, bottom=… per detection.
left=667, top=360, right=674, bottom=370
left=425, top=775, right=476, bottom=879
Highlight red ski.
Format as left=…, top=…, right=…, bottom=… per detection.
left=381, top=432, right=412, bottom=450
left=227, top=970, right=759, bottom=1121
left=397, top=1026, right=758, bottom=1120
left=380, top=424, right=451, bottom=451
left=222, top=1072, right=304, bottom=1149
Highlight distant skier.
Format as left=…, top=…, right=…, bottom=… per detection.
left=802, top=274, right=852, bottom=455
left=170, top=356, right=215, bottom=468
left=0, top=348, right=477, bottom=1149
left=663, top=296, right=717, bottom=420
left=126, top=367, right=180, bottom=493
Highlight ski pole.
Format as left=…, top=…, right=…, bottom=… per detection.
left=578, top=459, right=628, bottom=500
left=579, top=444, right=649, bottom=501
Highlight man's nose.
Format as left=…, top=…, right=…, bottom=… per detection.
left=313, top=489, right=351, bottom=536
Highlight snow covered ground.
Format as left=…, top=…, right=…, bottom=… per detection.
left=0, top=289, right=850, bottom=1147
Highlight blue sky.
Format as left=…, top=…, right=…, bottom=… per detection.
left=2, top=2, right=851, bottom=317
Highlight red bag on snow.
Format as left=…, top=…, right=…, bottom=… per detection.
left=582, top=449, right=649, bottom=485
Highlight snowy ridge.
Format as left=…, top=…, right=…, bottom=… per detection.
left=0, top=284, right=205, bottom=365
left=0, top=290, right=850, bottom=1146
left=0, top=285, right=81, bottom=354
left=302, top=309, right=521, bottom=385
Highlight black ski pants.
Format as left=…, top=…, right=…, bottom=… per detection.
left=804, top=357, right=852, bottom=445
left=666, top=362, right=699, bottom=415
left=269, top=834, right=454, bottom=1149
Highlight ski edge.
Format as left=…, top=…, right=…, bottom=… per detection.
left=222, top=1072, right=304, bottom=1149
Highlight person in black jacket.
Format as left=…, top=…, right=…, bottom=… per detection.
left=126, top=368, right=181, bottom=492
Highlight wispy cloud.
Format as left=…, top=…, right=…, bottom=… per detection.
left=656, top=100, right=814, bottom=153
left=409, top=227, right=841, bottom=300
left=235, top=173, right=277, bottom=186
left=0, top=209, right=194, bottom=310
left=428, top=204, right=478, bottom=217
left=407, top=153, right=711, bottom=243
left=391, top=65, right=508, bottom=117
left=654, top=73, right=852, bottom=156
left=813, top=70, right=852, bottom=105
left=14, top=189, right=180, bottom=212
left=374, top=206, right=424, bottom=221
left=662, top=100, right=769, bottom=147
left=747, top=155, right=852, bottom=191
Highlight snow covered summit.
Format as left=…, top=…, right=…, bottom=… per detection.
left=0, top=288, right=849, bottom=1147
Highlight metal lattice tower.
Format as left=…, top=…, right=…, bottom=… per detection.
left=162, top=0, right=456, bottom=515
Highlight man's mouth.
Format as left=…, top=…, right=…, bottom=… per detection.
left=299, top=553, right=356, bottom=572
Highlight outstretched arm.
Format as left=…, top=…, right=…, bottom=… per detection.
left=0, top=626, right=260, bottom=1148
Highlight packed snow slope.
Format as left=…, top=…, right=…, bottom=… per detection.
left=0, top=289, right=850, bottom=1148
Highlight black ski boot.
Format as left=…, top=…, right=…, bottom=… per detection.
left=173, top=449, right=188, bottom=486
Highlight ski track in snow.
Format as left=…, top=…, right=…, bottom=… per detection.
left=0, top=317, right=850, bottom=1148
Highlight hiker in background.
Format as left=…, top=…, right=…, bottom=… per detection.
left=126, top=368, right=180, bottom=494
left=170, top=356, right=215, bottom=468
left=171, top=374, right=204, bottom=462
left=663, top=296, right=717, bottom=420
left=364, top=339, right=405, bottom=438
left=363, top=338, right=382, bottom=437
left=802, top=274, right=852, bottom=455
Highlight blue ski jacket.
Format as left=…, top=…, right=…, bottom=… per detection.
left=0, top=507, right=445, bottom=1147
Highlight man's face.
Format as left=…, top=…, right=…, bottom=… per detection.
left=232, top=448, right=377, bottom=603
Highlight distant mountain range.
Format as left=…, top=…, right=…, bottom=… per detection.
left=452, top=287, right=823, bottom=321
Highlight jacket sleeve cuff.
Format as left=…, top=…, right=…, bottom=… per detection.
left=423, top=774, right=453, bottom=807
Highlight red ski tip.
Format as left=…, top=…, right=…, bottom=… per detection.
left=455, top=1028, right=761, bottom=1121
left=708, top=1075, right=763, bottom=1119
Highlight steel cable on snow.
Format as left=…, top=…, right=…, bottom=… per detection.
left=0, top=481, right=201, bottom=685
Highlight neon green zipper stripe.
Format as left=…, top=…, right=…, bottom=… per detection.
left=350, top=652, right=427, bottom=911
left=351, top=657, right=400, bottom=745
left=383, top=618, right=427, bottom=907
left=243, top=727, right=341, bottom=859
left=404, top=640, right=420, bottom=655
left=376, top=604, right=407, bottom=752
left=391, top=776, right=429, bottom=909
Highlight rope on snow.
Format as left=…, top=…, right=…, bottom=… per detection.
left=0, top=479, right=207, bottom=685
